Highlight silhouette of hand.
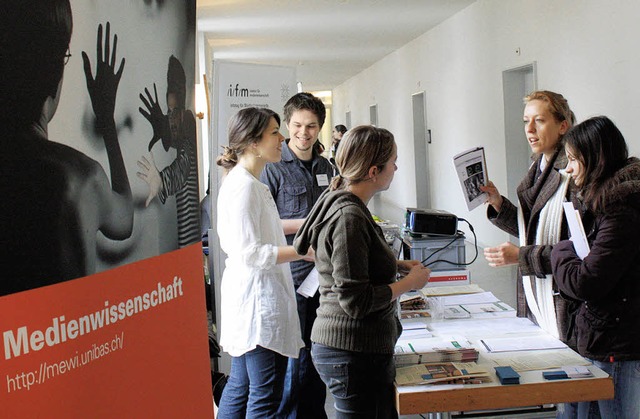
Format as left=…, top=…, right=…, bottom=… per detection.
left=136, top=153, right=162, bottom=207
left=82, top=22, right=125, bottom=127
left=139, top=83, right=171, bottom=152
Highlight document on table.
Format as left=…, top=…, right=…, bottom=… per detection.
left=399, top=327, right=433, bottom=340
left=480, top=334, right=568, bottom=353
left=437, top=291, right=499, bottom=306
left=562, top=201, right=590, bottom=259
left=484, top=349, right=591, bottom=372
left=421, top=284, right=485, bottom=296
left=429, top=317, right=540, bottom=337
left=296, top=268, right=319, bottom=298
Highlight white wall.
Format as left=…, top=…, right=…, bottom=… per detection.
left=333, top=0, right=640, bottom=248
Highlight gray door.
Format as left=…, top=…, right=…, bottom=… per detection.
left=412, top=91, right=430, bottom=209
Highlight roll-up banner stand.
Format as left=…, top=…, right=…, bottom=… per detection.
left=1, top=1, right=212, bottom=416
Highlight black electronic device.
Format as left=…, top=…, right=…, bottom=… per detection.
left=405, top=208, right=458, bottom=236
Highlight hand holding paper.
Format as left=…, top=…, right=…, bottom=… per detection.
left=562, top=202, right=590, bottom=259
left=453, top=147, right=488, bottom=211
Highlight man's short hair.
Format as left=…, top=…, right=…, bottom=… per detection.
left=283, top=92, right=326, bottom=127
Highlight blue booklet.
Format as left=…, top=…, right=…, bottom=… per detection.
left=494, top=366, right=520, bottom=385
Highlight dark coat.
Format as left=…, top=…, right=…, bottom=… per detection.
left=551, top=158, right=640, bottom=362
left=487, top=145, right=579, bottom=346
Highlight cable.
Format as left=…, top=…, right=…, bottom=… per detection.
left=421, top=218, right=478, bottom=268
left=420, top=232, right=463, bottom=265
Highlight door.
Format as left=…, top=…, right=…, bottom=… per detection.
left=412, top=91, right=430, bottom=209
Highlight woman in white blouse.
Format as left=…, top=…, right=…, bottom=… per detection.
left=216, top=107, right=311, bottom=418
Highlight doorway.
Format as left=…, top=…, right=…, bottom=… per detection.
left=369, top=104, right=378, bottom=126
left=502, top=63, right=536, bottom=214
left=412, top=91, right=430, bottom=209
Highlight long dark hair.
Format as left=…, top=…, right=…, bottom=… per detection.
left=564, top=116, right=628, bottom=212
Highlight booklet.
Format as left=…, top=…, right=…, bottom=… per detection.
left=453, top=147, right=488, bottom=211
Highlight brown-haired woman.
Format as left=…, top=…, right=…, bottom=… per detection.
left=294, top=125, right=430, bottom=417
left=216, top=107, right=311, bottom=417
left=481, top=90, right=579, bottom=346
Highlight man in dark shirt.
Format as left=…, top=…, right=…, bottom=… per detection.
left=260, top=92, right=333, bottom=418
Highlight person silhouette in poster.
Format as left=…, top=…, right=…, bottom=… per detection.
left=0, top=0, right=133, bottom=295
left=137, top=56, right=200, bottom=248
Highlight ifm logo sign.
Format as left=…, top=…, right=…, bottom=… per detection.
left=227, top=83, right=249, bottom=97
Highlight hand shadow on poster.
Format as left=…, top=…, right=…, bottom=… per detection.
left=137, top=56, right=201, bottom=249
left=0, top=2, right=134, bottom=296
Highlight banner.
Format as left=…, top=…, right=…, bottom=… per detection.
left=1, top=0, right=212, bottom=415
left=1, top=244, right=212, bottom=418
left=212, top=61, right=297, bottom=149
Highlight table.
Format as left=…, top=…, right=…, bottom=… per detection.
left=395, top=313, right=614, bottom=416
left=396, top=362, right=613, bottom=415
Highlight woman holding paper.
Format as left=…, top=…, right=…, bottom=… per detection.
left=551, top=116, right=640, bottom=418
left=481, top=91, right=580, bottom=346
left=293, top=125, right=430, bottom=418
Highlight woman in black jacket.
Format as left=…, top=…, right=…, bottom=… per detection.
left=551, top=116, right=640, bottom=418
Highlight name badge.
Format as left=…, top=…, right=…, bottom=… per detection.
left=316, top=174, right=329, bottom=187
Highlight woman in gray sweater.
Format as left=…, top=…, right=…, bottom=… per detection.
left=294, top=125, right=430, bottom=418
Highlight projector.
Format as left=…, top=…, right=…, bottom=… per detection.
left=405, top=208, right=458, bottom=236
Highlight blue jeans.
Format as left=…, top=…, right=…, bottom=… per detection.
left=557, top=358, right=640, bottom=418
left=591, top=358, right=640, bottom=418
left=556, top=401, right=601, bottom=418
left=278, top=291, right=327, bottom=419
left=217, top=346, right=288, bottom=418
left=311, top=343, right=398, bottom=419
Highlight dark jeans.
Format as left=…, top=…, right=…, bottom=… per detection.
left=311, top=343, right=398, bottom=419
left=277, top=288, right=326, bottom=418
left=277, top=347, right=327, bottom=418
left=217, top=346, right=288, bottom=418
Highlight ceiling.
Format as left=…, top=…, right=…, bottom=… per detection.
left=197, top=0, right=476, bottom=92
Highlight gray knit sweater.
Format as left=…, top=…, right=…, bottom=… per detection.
left=293, top=189, right=401, bottom=354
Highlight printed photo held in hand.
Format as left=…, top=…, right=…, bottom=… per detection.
left=453, top=146, right=488, bottom=211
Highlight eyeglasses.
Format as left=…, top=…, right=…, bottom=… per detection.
left=64, top=49, right=72, bottom=65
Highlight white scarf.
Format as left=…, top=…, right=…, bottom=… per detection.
left=517, top=170, right=571, bottom=338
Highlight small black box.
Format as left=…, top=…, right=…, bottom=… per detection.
left=405, top=208, right=458, bottom=236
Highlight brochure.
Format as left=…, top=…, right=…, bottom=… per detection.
left=453, top=147, right=488, bottom=211
left=396, top=362, right=491, bottom=386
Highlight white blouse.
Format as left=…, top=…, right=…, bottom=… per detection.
left=217, top=165, right=303, bottom=358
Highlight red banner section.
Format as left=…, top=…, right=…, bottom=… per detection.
left=0, top=243, right=213, bottom=418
